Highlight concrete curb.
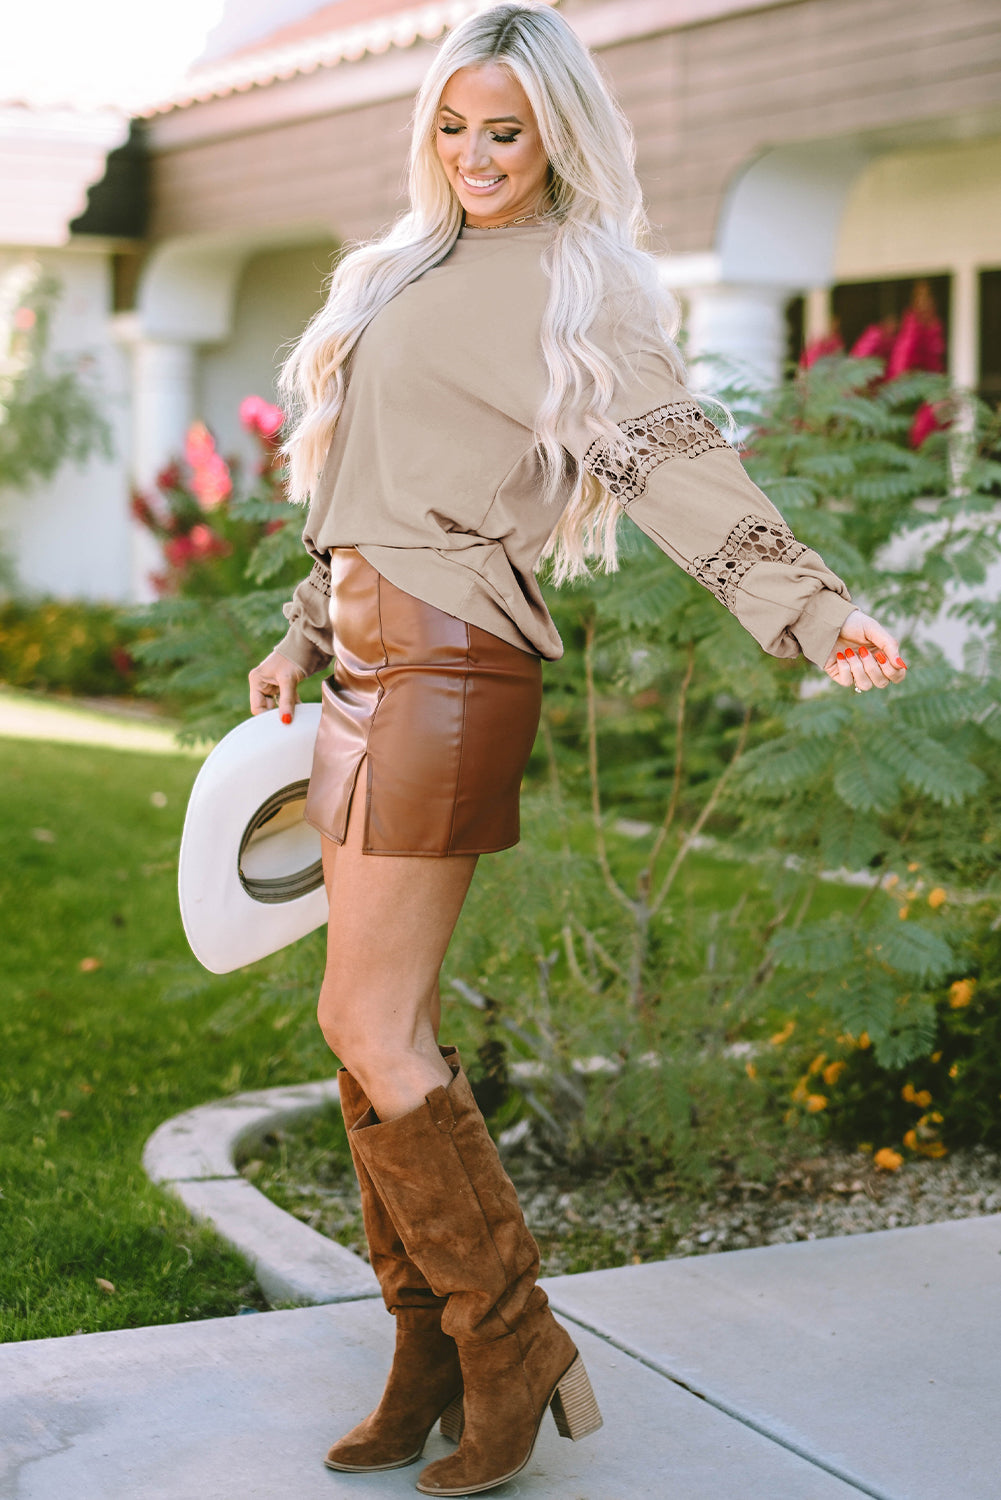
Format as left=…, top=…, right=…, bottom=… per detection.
left=142, top=1079, right=380, bottom=1307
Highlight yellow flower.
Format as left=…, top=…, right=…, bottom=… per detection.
left=883, top=873, right=900, bottom=890
left=745, top=1061, right=758, bottom=1080
left=903, top=1128, right=918, bottom=1150
left=949, top=979, right=975, bottom=1009
left=902, top=1083, right=917, bottom=1103
left=805, top=1094, right=828, bottom=1113
left=791, top=1076, right=810, bottom=1103
left=948, top=1062, right=959, bottom=1079
left=823, top=1060, right=846, bottom=1086
left=914, top=1089, right=933, bottom=1108
left=927, top=887, right=947, bottom=909
left=770, top=1020, right=796, bottom=1046
left=922, top=1140, right=948, bottom=1159
left=929, top=1111, right=944, bottom=1124
left=807, top=1053, right=827, bottom=1076
left=907, top=861, right=921, bottom=872
left=858, top=1031, right=871, bottom=1050
left=898, top=905, right=909, bottom=920
left=874, top=1147, right=903, bottom=1171
left=931, top=1051, right=942, bottom=1064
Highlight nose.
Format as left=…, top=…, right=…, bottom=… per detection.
left=458, top=131, right=492, bottom=172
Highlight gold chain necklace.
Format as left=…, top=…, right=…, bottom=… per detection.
left=473, top=212, right=550, bottom=230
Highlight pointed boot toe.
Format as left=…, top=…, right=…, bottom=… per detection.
left=324, top=1311, right=463, bottom=1472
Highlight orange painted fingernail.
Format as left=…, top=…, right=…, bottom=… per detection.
left=895, top=658, right=907, bottom=669
left=858, top=647, right=869, bottom=658
left=281, top=713, right=292, bottom=725
left=837, top=651, right=845, bottom=661
left=875, top=651, right=887, bottom=665
left=844, top=648, right=855, bottom=658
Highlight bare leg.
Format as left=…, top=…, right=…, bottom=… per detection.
left=317, top=770, right=476, bottom=1122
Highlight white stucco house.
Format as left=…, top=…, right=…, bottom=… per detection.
left=1, top=0, right=1000, bottom=605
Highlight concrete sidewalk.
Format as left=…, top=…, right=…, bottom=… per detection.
left=3, top=1213, right=999, bottom=1500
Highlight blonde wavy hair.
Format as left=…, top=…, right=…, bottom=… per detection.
left=279, top=1, right=689, bottom=583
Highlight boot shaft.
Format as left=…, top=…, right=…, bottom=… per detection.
left=351, top=1061, right=543, bottom=1343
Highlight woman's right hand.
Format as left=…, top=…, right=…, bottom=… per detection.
left=248, top=648, right=307, bottom=722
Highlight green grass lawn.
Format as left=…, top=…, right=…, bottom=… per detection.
left=0, top=735, right=335, bottom=1343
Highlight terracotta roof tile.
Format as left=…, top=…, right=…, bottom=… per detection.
left=142, top=0, right=516, bottom=116
left=227, top=0, right=425, bottom=60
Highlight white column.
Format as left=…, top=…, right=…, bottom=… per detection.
left=130, top=338, right=198, bottom=601
left=949, top=261, right=979, bottom=393
left=683, top=281, right=793, bottom=397
left=804, top=286, right=833, bottom=345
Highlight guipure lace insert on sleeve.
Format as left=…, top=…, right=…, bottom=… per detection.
left=690, top=516, right=807, bottom=611
left=309, top=559, right=332, bottom=597
left=583, top=399, right=731, bottom=504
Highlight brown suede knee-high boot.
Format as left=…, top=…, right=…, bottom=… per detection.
left=323, top=1052, right=463, bottom=1473
left=351, top=1053, right=602, bottom=1497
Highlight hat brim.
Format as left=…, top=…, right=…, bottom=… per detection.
left=178, top=705, right=328, bottom=974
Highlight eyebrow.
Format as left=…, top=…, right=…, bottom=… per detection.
left=439, top=105, right=524, bottom=125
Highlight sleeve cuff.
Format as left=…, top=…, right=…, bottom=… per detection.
left=273, top=627, right=332, bottom=679
left=791, top=590, right=856, bottom=669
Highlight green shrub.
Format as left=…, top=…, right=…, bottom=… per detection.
left=801, top=907, right=1001, bottom=1156
left=129, top=399, right=325, bottom=743
left=0, top=598, right=140, bottom=696
left=0, top=265, right=110, bottom=493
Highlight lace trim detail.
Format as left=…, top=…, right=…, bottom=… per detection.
left=309, top=559, right=332, bottom=597
left=583, top=400, right=730, bottom=504
left=690, top=516, right=807, bottom=611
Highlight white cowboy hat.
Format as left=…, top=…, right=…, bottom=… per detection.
left=178, top=705, right=328, bottom=974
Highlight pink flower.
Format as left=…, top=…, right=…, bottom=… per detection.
left=156, top=462, right=182, bottom=493
left=131, top=492, right=155, bottom=527
left=850, top=321, right=896, bottom=363
left=239, top=394, right=285, bottom=439
left=190, top=452, right=232, bottom=510
left=184, top=421, right=217, bottom=468
left=13, top=306, right=36, bottom=331
left=887, top=308, right=946, bottom=380
left=164, top=535, right=195, bottom=568
left=188, top=523, right=229, bottom=558
left=908, top=399, right=949, bottom=448
left=799, top=332, right=844, bottom=369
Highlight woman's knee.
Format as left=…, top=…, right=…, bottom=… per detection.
left=316, top=972, right=359, bottom=1060
left=316, top=972, right=426, bottom=1072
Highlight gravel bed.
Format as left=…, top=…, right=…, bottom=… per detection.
left=243, top=1129, right=1001, bottom=1278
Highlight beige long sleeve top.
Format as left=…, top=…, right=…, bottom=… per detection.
left=276, top=223, right=853, bottom=676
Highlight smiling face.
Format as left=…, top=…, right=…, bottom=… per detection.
left=435, top=62, right=551, bottom=228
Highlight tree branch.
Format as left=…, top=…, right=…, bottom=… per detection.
left=584, top=616, right=633, bottom=915
left=641, top=638, right=696, bottom=899
left=650, top=704, right=753, bottom=918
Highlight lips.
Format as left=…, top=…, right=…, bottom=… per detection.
left=460, top=171, right=505, bottom=190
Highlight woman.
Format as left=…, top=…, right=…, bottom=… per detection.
left=248, top=6, right=907, bottom=1494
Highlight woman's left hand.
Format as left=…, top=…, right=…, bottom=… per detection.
left=823, top=608, right=908, bottom=692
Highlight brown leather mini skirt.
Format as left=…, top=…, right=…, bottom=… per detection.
left=304, top=549, right=543, bottom=856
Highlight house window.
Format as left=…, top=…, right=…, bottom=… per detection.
left=978, top=269, right=1001, bottom=405
left=785, top=275, right=952, bottom=377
